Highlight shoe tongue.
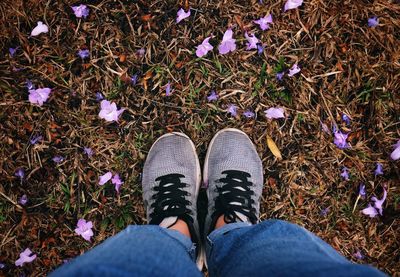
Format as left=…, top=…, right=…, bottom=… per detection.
left=159, top=216, right=178, bottom=228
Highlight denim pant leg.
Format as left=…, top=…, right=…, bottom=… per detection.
left=206, top=219, right=386, bottom=277
left=51, top=225, right=202, bottom=277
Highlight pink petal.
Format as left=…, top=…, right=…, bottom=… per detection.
left=222, top=28, right=233, bottom=41
left=15, top=248, right=37, bottom=267
left=81, top=229, right=94, bottom=241
left=361, top=205, right=379, bottom=218
left=390, top=145, right=400, bottom=160
left=288, top=63, right=301, bottom=76
left=176, top=8, right=190, bottom=23
left=75, top=219, right=94, bottom=241
left=99, top=172, right=112, bottom=185
left=112, top=174, right=123, bottom=186
left=100, top=100, right=110, bottom=109
left=115, top=108, right=126, bottom=121
left=245, top=32, right=259, bottom=50
left=372, top=189, right=387, bottom=215
left=31, top=21, right=49, bottom=36
left=219, top=29, right=236, bottom=55
left=99, top=100, right=125, bottom=122
left=265, top=107, right=285, bottom=119
left=254, top=14, right=273, bottom=30
left=196, top=37, right=213, bottom=57
left=284, top=0, right=303, bottom=11
left=28, top=88, right=51, bottom=106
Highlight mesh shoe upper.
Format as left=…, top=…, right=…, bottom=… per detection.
left=142, top=132, right=201, bottom=243
left=203, top=128, right=264, bottom=234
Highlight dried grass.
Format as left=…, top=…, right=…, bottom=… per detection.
left=0, top=0, right=399, bottom=275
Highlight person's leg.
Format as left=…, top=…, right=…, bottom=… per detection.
left=203, top=128, right=386, bottom=277
left=51, top=132, right=203, bottom=276
left=51, top=225, right=201, bottom=277
left=206, top=220, right=386, bottom=277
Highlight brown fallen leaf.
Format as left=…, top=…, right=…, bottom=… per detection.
left=119, top=54, right=126, bottom=63
left=23, top=122, right=33, bottom=132
left=234, top=15, right=244, bottom=30
left=141, top=14, right=152, bottom=22
left=266, top=136, right=282, bottom=160
left=268, top=177, right=277, bottom=189
left=141, top=70, right=152, bottom=91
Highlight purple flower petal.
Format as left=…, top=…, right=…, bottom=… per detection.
left=254, top=14, right=273, bottom=30
left=284, top=0, right=303, bottom=11
left=130, top=74, right=138, bottom=85
left=361, top=204, right=379, bottom=218
left=165, top=81, right=172, bottom=96
left=99, top=171, right=112, bottom=186
left=390, top=140, right=400, bottom=160
left=29, top=88, right=51, bottom=106
left=26, top=80, right=35, bottom=90
left=15, top=168, right=25, bottom=180
left=31, top=21, right=48, bottom=36
left=374, top=163, right=383, bottom=176
left=9, top=47, right=19, bottom=57
left=19, top=195, right=28, bottom=205
left=15, top=248, right=36, bottom=267
left=320, top=207, right=330, bottom=217
left=83, top=147, right=93, bottom=157
left=72, top=4, right=90, bottom=18
left=276, top=72, right=285, bottom=81
left=77, top=49, right=90, bottom=59
left=227, top=104, right=238, bottom=117
left=111, top=174, right=124, bottom=193
left=218, top=29, right=236, bottom=55
left=30, top=135, right=43, bottom=145
left=257, top=44, right=264, bottom=55
left=95, top=92, right=104, bottom=101
left=52, top=155, right=64, bottom=164
left=207, top=90, right=218, bottom=102
left=371, top=189, right=387, bottom=215
left=196, top=37, right=213, bottom=58
left=359, top=183, right=366, bottom=198
left=340, top=167, right=349, bottom=181
left=332, top=124, right=338, bottom=134
left=353, top=250, right=364, bottom=260
left=176, top=8, right=190, bottom=23
left=368, top=16, right=379, bottom=27
left=243, top=110, right=255, bottom=118
left=264, top=107, right=285, bottom=119
left=245, top=32, right=259, bottom=50
left=74, top=219, right=94, bottom=241
left=136, top=48, right=145, bottom=57
left=333, top=130, right=349, bottom=149
left=98, top=100, right=125, bottom=122
left=342, top=114, right=351, bottom=125
left=288, top=63, right=301, bottom=77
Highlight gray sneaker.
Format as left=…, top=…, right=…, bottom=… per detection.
left=203, top=128, right=264, bottom=235
left=142, top=132, right=203, bottom=268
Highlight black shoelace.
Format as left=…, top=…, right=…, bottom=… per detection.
left=149, top=173, right=192, bottom=225
left=212, top=170, right=257, bottom=225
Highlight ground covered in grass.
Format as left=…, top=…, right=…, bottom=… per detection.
left=0, top=0, right=399, bottom=275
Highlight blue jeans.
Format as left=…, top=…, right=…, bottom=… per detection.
left=51, top=220, right=385, bottom=276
